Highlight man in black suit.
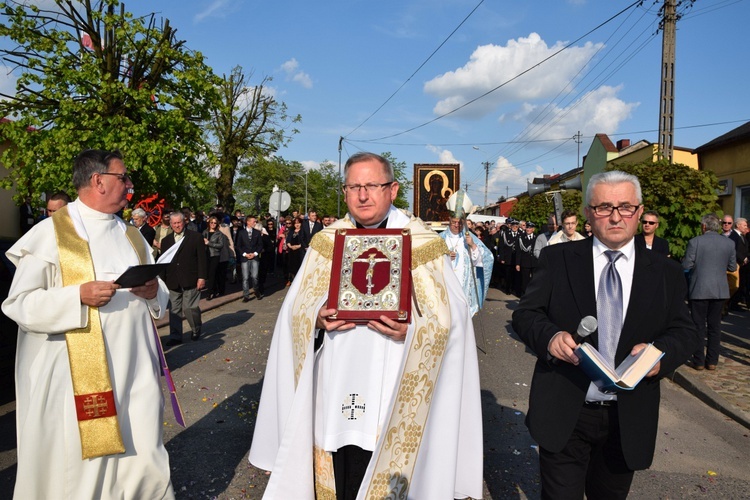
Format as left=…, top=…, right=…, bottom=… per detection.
left=301, top=210, right=323, bottom=249
left=161, top=211, right=207, bottom=346
left=728, top=217, right=749, bottom=311
left=236, top=215, right=264, bottom=301
left=131, top=208, right=156, bottom=248
left=512, top=170, right=699, bottom=499
left=634, top=210, right=670, bottom=256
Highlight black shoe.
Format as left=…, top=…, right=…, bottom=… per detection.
left=165, top=339, right=182, bottom=347
left=242, top=297, right=251, bottom=303
left=257, top=293, right=263, bottom=300
left=191, top=332, right=201, bottom=341
left=206, top=293, right=214, bottom=301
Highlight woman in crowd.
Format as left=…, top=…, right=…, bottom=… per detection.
left=203, top=215, right=229, bottom=300
left=284, top=216, right=307, bottom=285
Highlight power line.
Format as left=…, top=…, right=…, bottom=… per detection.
left=343, top=0, right=485, bottom=138
left=358, top=0, right=645, bottom=143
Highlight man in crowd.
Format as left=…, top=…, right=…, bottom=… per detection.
left=513, top=170, right=698, bottom=499
left=249, top=152, right=482, bottom=499
left=236, top=215, right=264, bottom=302
left=3, top=149, right=174, bottom=498
left=515, top=221, right=537, bottom=296
left=153, top=212, right=173, bottom=260
left=440, top=194, right=493, bottom=316
left=162, top=211, right=207, bottom=346
left=131, top=207, right=156, bottom=249
left=721, top=215, right=734, bottom=236
left=533, top=213, right=557, bottom=259
left=728, top=217, right=749, bottom=311
left=548, top=209, right=586, bottom=246
left=731, top=217, right=750, bottom=310
left=499, top=218, right=520, bottom=295
left=635, top=210, right=670, bottom=256
left=683, top=214, right=737, bottom=370
left=45, top=191, right=71, bottom=217
left=301, top=209, right=323, bottom=248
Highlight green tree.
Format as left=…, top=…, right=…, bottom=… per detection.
left=380, top=151, right=411, bottom=210
left=0, top=0, right=219, bottom=207
left=510, top=190, right=583, bottom=229
left=607, top=160, right=720, bottom=259
left=206, top=65, right=300, bottom=212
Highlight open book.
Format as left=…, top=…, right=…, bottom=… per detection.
left=114, top=236, right=182, bottom=288
left=575, top=343, right=664, bottom=393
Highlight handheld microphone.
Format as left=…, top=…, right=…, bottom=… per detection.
left=572, top=316, right=597, bottom=344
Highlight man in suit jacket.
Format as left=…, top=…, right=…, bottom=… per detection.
left=300, top=210, right=323, bottom=248
left=131, top=208, right=156, bottom=248
left=683, top=214, right=737, bottom=370
left=235, top=215, right=264, bottom=301
left=728, top=217, right=749, bottom=310
left=634, top=210, right=670, bottom=256
left=512, top=171, right=699, bottom=499
left=161, top=211, right=207, bottom=346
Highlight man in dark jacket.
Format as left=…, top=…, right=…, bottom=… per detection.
left=512, top=171, right=699, bottom=499
left=161, top=212, right=207, bottom=346
left=236, top=215, right=264, bottom=301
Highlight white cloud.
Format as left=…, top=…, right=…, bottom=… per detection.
left=194, top=0, right=231, bottom=23
left=426, top=145, right=463, bottom=170
left=511, top=85, right=638, bottom=140
left=280, top=58, right=313, bottom=89
left=424, top=33, right=603, bottom=118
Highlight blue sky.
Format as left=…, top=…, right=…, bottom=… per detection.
left=3, top=0, right=749, bottom=209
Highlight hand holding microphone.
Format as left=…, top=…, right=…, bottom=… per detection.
left=549, top=316, right=598, bottom=365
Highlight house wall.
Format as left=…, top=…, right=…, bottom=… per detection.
left=699, top=141, right=750, bottom=218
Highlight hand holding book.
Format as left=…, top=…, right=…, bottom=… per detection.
left=575, top=342, right=664, bottom=393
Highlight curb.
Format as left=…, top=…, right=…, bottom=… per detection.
left=670, top=366, right=750, bottom=431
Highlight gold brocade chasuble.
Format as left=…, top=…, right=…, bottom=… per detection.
left=52, top=205, right=149, bottom=459
left=291, top=213, right=451, bottom=499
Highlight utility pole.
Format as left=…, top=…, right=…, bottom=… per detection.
left=482, top=161, right=491, bottom=207
left=574, top=131, right=582, bottom=168
left=464, top=182, right=469, bottom=192
left=657, top=0, right=679, bottom=163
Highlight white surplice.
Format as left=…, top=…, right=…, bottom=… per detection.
left=249, top=207, right=484, bottom=499
left=2, top=199, right=174, bottom=500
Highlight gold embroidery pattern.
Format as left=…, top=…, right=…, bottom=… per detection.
left=310, top=231, right=334, bottom=260
left=313, top=446, right=336, bottom=499
left=411, top=237, right=448, bottom=270
left=366, top=237, right=451, bottom=499
left=291, top=251, right=331, bottom=383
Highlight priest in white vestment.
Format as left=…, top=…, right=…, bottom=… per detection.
left=440, top=190, right=493, bottom=317
left=2, top=150, right=174, bottom=499
left=249, top=152, right=483, bottom=499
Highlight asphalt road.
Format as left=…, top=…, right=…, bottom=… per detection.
left=1, top=278, right=749, bottom=499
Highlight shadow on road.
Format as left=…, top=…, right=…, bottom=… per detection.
left=167, top=380, right=264, bottom=499
left=482, top=389, right=540, bottom=499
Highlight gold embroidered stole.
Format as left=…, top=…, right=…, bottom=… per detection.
left=293, top=215, right=450, bottom=498
left=52, top=205, right=148, bottom=459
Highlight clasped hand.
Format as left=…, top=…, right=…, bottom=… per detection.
left=80, top=278, right=159, bottom=307
left=316, top=307, right=408, bottom=341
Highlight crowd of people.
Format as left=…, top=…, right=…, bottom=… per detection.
left=4, top=148, right=749, bottom=499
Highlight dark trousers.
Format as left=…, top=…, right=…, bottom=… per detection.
left=215, top=261, right=228, bottom=294
left=539, top=405, right=634, bottom=500
left=205, top=255, right=220, bottom=294
left=168, top=287, right=202, bottom=340
left=690, top=299, right=724, bottom=366
left=332, top=445, right=372, bottom=500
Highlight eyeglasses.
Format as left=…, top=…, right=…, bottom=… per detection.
left=99, top=172, right=131, bottom=183
left=588, top=204, right=640, bottom=218
left=342, top=182, right=393, bottom=193
left=722, top=222, right=733, bottom=225
left=641, top=221, right=658, bottom=226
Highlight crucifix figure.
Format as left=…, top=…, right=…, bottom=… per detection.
left=354, top=251, right=389, bottom=295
